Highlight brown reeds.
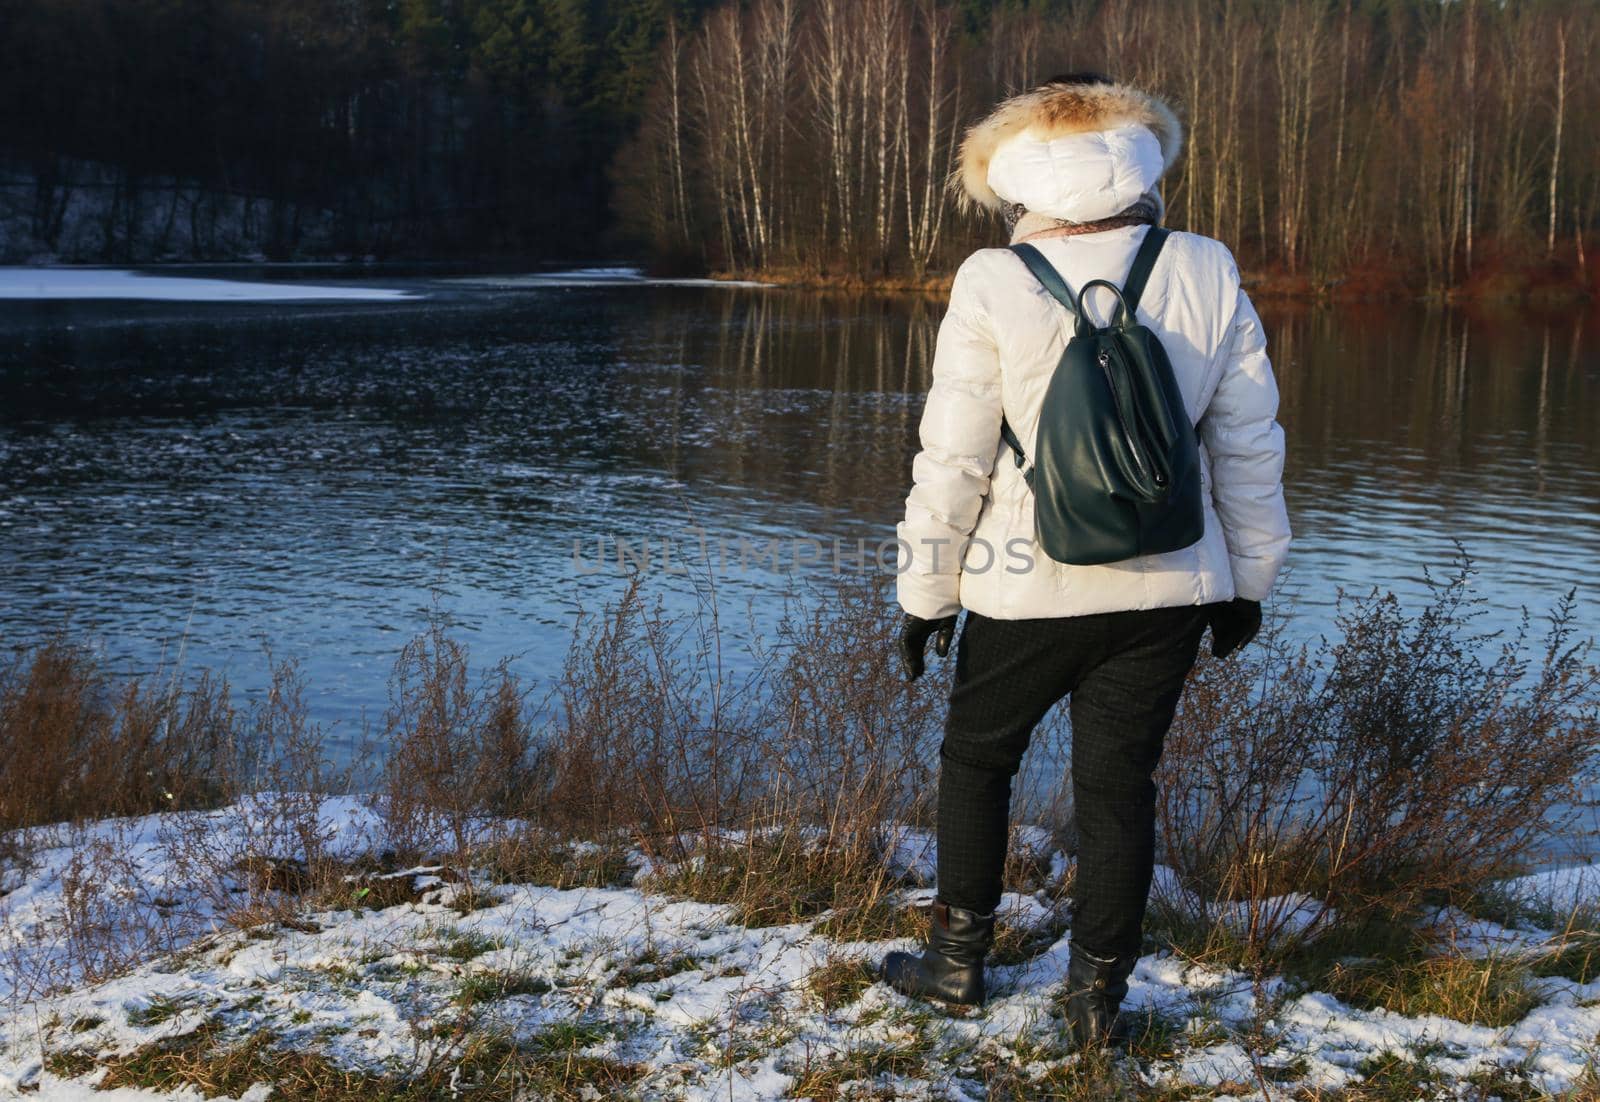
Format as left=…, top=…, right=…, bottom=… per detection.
left=0, top=637, right=236, bottom=833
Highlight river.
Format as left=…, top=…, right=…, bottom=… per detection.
left=1, top=269, right=1596, bottom=770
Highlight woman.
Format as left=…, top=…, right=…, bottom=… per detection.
left=883, top=73, right=1290, bottom=1047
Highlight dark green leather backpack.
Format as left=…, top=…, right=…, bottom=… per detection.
left=999, top=227, right=1205, bottom=566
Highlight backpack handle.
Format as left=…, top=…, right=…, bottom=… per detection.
left=1073, top=279, right=1134, bottom=336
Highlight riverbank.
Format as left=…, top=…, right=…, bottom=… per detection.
left=705, top=251, right=1598, bottom=305
left=1, top=570, right=1597, bottom=1097
left=8, top=798, right=1600, bottom=1100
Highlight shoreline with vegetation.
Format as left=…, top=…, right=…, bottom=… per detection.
left=702, top=255, right=1599, bottom=305
left=3, top=564, right=1598, bottom=1097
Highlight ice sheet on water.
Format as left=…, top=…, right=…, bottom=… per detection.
left=0, top=268, right=416, bottom=302
left=445, top=268, right=770, bottom=289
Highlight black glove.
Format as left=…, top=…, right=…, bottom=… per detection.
left=1206, top=598, right=1262, bottom=659
left=898, top=613, right=958, bottom=681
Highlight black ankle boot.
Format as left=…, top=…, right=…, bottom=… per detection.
left=882, top=900, right=995, bottom=1006
left=1063, top=945, right=1134, bottom=1049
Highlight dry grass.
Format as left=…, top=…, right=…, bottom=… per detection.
left=376, top=620, right=542, bottom=862
left=1532, top=930, right=1600, bottom=984
left=782, top=1042, right=931, bottom=1102
left=1320, top=952, right=1539, bottom=1027
left=0, top=637, right=236, bottom=833
left=808, top=957, right=878, bottom=1011
left=82, top=1017, right=641, bottom=1101
left=642, top=828, right=903, bottom=934
left=478, top=834, right=637, bottom=890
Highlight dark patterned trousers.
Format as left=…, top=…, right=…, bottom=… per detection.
left=936, top=603, right=1209, bottom=962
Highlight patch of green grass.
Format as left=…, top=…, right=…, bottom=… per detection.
left=68, top=1015, right=104, bottom=1034
left=312, top=961, right=361, bottom=984
left=456, top=970, right=553, bottom=1006
left=1117, top=1009, right=1190, bottom=1061
left=808, top=958, right=878, bottom=1011
left=1143, top=899, right=1268, bottom=970
left=1531, top=932, right=1600, bottom=985
left=127, top=995, right=195, bottom=1027
left=979, top=1042, right=1217, bottom=1100
left=42, top=1048, right=98, bottom=1079
left=1307, top=1050, right=1449, bottom=1101
left=783, top=1044, right=929, bottom=1102
left=437, top=928, right=502, bottom=961
left=1317, top=950, right=1538, bottom=1027
left=1458, top=883, right=1548, bottom=930
left=1273, top=915, right=1538, bottom=1026
left=529, top=1020, right=614, bottom=1052
left=610, top=947, right=699, bottom=988
left=1460, top=882, right=1600, bottom=940
left=1462, top=1057, right=1554, bottom=1102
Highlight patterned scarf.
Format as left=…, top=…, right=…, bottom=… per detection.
left=1003, top=194, right=1162, bottom=244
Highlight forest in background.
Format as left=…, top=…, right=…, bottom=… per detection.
left=0, top=0, right=716, bottom=262
left=1, top=0, right=1597, bottom=297
left=621, top=0, right=1599, bottom=295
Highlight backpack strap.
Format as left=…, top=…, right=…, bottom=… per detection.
left=1119, top=226, right=1169, bottom=317
left=1009, top=243, right=1079, bottom=316
left=999, top=417, right=1034, bottom=487
left=999, top=228, right=1168, bottom=474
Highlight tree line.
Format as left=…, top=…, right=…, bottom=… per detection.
left=619, top=0, right=1599, bottom=292
left=1, top=0, right=1594, bottom=291
left=0, top=0, right=713, bottom=261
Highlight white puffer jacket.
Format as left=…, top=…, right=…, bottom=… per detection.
left=896, top=81, right=1290, bottom=621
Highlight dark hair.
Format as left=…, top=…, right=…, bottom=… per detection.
left=1042, top=71, right=1113, bottom=87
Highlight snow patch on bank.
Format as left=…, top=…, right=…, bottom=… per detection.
left=0, top=268, right=417, bottom=302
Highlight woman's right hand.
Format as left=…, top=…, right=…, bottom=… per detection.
left=899, top=613, right=958, bottom=681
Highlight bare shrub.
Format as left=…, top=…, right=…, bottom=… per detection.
left=617, top=575, right=947, bottom=934
left=158, top=658, right=360, bottom=927
left=0, top=818, right=199, bottom=1002
left=1156, top=558, right=1600, bottom=969
left=376, top=619, right=541, bottom=862
left=0, top=637, right=237, bottom=833
left=533, top=574, right=768, bottom=841
left=764, top=574, right=948, bottom=840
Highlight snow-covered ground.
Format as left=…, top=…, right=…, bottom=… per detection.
left=0, top=268, right=416, bottom=302
left=3, top=802, right=1599, bottom=1100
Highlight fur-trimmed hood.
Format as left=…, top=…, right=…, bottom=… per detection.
left=955, top=81, right=1183, bottom=224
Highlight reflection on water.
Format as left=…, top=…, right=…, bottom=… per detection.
left=1, top=285, right=1597, bottom=761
